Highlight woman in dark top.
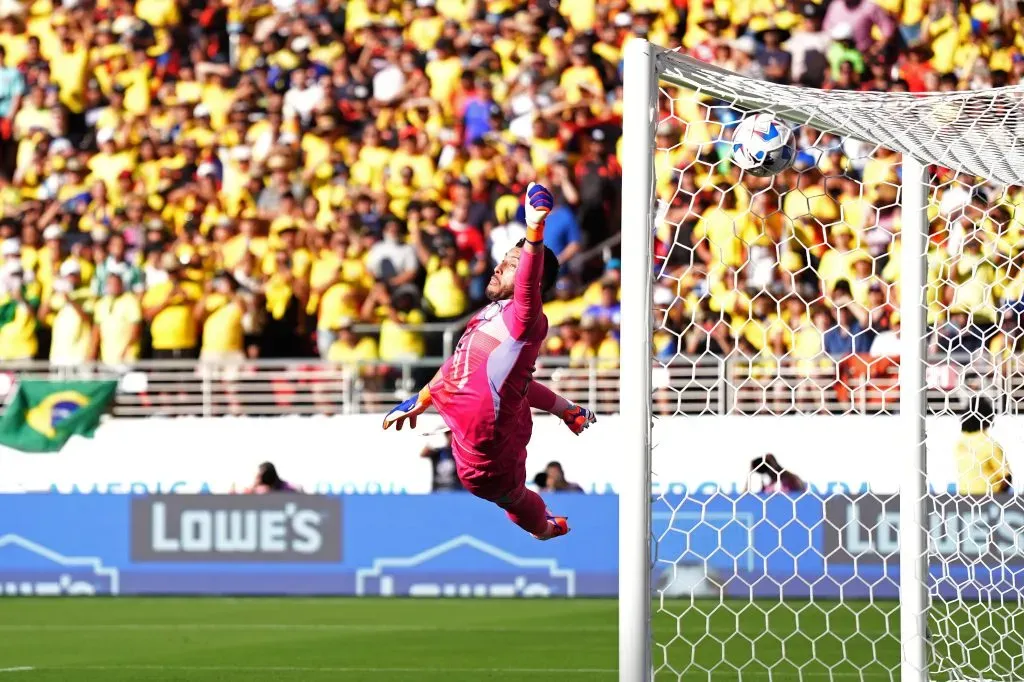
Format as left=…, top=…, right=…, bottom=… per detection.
left=247, top=462, right=299, bottom=494
left=750, top=453, right=807, bottom=494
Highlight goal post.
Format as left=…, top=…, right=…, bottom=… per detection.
left=619, top=37, right=657, bottom=682
left=899, top=154, right=930, bottom=682
left=619, top=39, right=1024, bottom=682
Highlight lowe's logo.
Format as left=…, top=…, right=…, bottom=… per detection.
left=131, top=495, right=342, bottom=563
left=355, top=535, right=575, bottom=597
left=0, top=534, right=120, bottom=596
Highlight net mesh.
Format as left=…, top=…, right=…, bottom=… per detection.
left=648, top=48, right=1024, bottom=681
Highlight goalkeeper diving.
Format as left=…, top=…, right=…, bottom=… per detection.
left=383, top=183, right=596, bottom=540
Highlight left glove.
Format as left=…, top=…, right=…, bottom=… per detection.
left=525, top=182, right=554, bottom=241
left=560, top=404, right=596, bottom=436
left=383, top=386, right=432, bottom=431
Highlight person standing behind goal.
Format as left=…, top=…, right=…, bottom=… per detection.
left=954, top=396, right=1012, bottom=496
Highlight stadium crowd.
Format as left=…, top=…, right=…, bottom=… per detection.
left=0, top=0, right=1021, bottom=394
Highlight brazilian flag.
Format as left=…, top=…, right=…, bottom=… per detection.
left=0, top=380, right=118, bottom=453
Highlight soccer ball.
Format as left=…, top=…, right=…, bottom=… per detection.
left=730, top=113, right=796, bottom=177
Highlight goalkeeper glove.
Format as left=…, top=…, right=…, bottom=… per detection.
left=525, top=182, right=553, bottom=243
left=382, top=386, right=432, bottom=431
left=560, top=404, right=596, bottom=436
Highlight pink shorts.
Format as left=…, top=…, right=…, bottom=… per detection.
left=452, top=440, right=527, bottom=502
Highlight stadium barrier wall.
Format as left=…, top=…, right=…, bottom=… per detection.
left=1, top=414, right=1022, bottom=495
left=0, top=493, right=1019, bottom=598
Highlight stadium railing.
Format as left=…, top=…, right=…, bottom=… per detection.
left=0, top=352, right=1011, bottom=418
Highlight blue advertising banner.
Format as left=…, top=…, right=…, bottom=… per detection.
left=655, top=493, right=1024, bottom=600
left=0, top=494, right=615, bottom=596
left=0, top=493, right=1021, bottom=597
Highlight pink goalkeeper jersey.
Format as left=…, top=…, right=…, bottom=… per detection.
left=429, top=247, right=548, bottom=471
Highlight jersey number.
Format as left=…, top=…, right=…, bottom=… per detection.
left=451, top=326, right=479, bottom=390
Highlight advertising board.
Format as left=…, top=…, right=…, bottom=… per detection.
left=0, top=493, right=1019, bottom=599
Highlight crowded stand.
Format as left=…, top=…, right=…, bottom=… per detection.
left=0, top=0, right=1022, bottom=415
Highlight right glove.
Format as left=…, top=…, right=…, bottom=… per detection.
left=560, top=404, right=596, bottom=436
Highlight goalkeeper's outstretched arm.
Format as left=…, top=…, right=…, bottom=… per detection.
left=509, top=183, right=554, bottom=338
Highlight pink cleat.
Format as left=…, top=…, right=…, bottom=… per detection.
left=533, top=513, right=570, bottom=541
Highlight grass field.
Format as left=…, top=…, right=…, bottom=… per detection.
left=0, top=598, right=1016, bottom=681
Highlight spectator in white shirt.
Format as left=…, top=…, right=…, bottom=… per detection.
left=488, top=209, right=526, bottom=268
left=366, top=219, right=419, bottom=291
left=870, top=313, right=900, bottom=357
left=372, top=43, right=406, bottom=104
left=283, top=64, right=325, bottom=127
left=787, top=3, right=832, bottom=86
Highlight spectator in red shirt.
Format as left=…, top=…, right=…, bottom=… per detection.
left=445, top=194, right=488, bottom=302
left=691, top=15, right=728, bottom=63
left=861, top=56, right=893, bottom=91
left=897, top=45, right=935, bottom=92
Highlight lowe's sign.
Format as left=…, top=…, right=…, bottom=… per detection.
left=130, top=496, right=342, bottom=563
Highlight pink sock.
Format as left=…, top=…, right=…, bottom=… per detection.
left=498, top=486, right=549, bottom=535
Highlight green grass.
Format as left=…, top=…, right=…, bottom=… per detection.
left=653, top=598, right=900, bottom=681
left=0, top=598, right=1018, bottom=681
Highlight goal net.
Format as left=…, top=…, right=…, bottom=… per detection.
left=618, top=41, right=1024, bottom=682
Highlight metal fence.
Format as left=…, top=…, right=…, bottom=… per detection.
left=2, top=351, right=1019, bottom=418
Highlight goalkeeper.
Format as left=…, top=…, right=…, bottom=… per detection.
left=383, top=183, right=595, bottom=540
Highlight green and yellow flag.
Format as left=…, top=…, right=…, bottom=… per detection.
left=0, top=380, right=117, bottom=453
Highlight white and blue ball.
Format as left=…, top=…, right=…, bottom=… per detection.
left=730, top=113, right=796, bottom=177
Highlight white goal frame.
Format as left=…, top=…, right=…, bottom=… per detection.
left=617, top=39, right=931, bottom=682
